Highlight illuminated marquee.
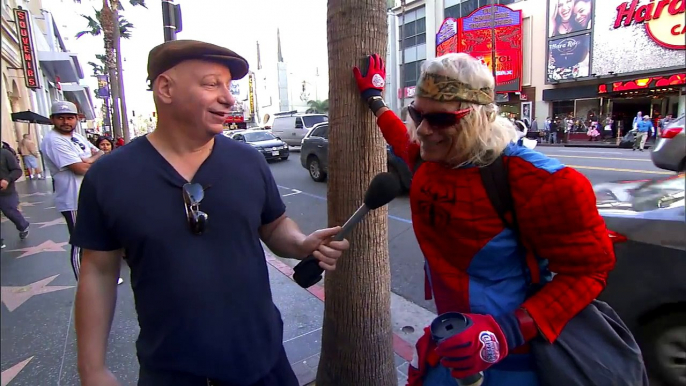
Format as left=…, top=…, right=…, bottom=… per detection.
left=614, top=0, right=686, bottom=49
left=597, top=73, right=685, bottom=93
left=14, top=8, right=40, bottom=89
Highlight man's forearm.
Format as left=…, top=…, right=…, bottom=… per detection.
left=82, top=152, right=104, bottom=164
left=74, top=263, right=119, bottom=375
left=261, top=217, right=308, bottom=259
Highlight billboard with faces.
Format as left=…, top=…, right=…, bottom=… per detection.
left=546, top=0, right=594, bottom=83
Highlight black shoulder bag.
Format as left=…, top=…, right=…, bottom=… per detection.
left=478, top=155, right=649, bottom=386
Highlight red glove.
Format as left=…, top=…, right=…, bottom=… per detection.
left=434, top=314, right=509, bottom=379
left=352, top=54, right=386, bottom=101
left=406, top=327, right=441, bottom=386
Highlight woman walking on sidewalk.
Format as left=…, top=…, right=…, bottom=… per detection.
left=352, top=53, right=644, bottom=386
left=0, top=146, right=30, bottom=246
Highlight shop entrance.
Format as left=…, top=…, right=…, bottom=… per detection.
left=611, top=98, right=652, bottom=135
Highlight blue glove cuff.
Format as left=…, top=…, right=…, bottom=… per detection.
left=361, top=89, right=382, bottom=101
left=494, top=312, right=526, bottom=350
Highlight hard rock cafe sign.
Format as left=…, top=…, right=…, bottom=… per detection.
left=614, top=0, right=686, bottom=49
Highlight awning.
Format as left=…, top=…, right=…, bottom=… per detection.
left=36, top=51, right=84, bottom=83
left=61, top=83, right=96, bottom=120
left=11, top=111, right=52, bottom=125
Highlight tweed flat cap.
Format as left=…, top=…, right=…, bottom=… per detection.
left=147, top=40, right=249, bottom=87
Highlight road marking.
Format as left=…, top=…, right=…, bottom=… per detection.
left=566, top=165, right=673, bottom=175
left=282, top=188, right=302, bottom=197
left=548, top=154, right=651, bottom=162
left=277, top=184, right=413, bottom=224
left=552, top=149, right=629, bottom=155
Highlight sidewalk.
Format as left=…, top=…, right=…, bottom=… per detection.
left=1, top=180, right=432, bottom=386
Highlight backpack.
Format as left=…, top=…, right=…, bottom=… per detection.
left=413, top=154, right=649, bottom=386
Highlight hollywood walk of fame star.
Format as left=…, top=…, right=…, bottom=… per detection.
left=1, top=356, right=33, bottom=386
left=19, top=192, right=51, bottom=198
left=1, top=275, right=74, bottom=312
left=5, top=240, right=68, bottom=259
left=17, top=201, right=42, bottom=209
left=33, top=218, right=66, bottom=229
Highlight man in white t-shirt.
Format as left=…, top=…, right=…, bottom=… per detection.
left=41, top=101, right=119, bottom=282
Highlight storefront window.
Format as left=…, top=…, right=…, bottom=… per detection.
left=575, top=98, right=601, bottom=126
left=552, top=101, right=574, bottom=121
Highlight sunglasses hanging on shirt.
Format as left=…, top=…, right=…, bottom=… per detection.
left=182, top=183, right=209, bottom=235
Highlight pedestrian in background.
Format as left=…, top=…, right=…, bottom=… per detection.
left=633, top=115, right=653, bottom=152
left=71, top=40, right=349, bottom=386
left=19, top=134, right=44, bottom=180
left=0, top=146, right=31, bottom=248
left=40, top=101, right=104, bottom=280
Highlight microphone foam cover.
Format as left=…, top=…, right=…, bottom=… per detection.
left=364, top=172, right=403, bottom=210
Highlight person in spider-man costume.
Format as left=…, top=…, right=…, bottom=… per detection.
left=352, top=53, right=616, bottom=386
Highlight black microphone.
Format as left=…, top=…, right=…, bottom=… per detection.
left=292, top=172, right=403, bottom=288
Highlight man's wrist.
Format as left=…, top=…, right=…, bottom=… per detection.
left=367, top=96, right=387, bottom=115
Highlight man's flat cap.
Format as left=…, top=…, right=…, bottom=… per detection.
left=147, top=40, right=249, bottom=85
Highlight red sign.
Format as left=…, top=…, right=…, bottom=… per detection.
left=448, top=5, right=523, bottom=93
left=14, top=9, right=40, bottom=89
left=224, top=112, right=245, bottom=124
left=597, top=73, right=686, bottom=93
left=614, top=0, right=686, bottom=50
left=436, top=18, right=458, bottom=57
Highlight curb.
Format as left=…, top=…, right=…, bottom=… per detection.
left=265, top=254, right=415, bottom=362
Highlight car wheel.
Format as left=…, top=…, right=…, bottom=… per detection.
left=678, top=157, right=686, bottom=172
left=307, top=156, right=327, bottom=182
left=641, top=312, right=686, bottom=386
left=280, top=155, right=289, bottom=161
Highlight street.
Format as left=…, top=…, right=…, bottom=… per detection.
left=269, top=145, right=673, bottom=312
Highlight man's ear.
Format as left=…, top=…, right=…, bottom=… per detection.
left=154, top=74, right=174, bottom=104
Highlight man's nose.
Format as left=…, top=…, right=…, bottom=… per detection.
left=218, top=87, right=235, bottom=107
left=416, top=120, right=433, bottom=136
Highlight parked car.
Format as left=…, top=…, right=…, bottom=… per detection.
left=299, top=123, right=412, bottom=191
left=652, top=114, right=685, bottom=172
left=228, top=130, right=289, bottom=161
left=594, top=174, right=686, bottom=386
left=270, top=111, right=328, bottom=147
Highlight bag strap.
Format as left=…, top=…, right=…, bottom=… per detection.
left=478, top=155, right=518, bottom=233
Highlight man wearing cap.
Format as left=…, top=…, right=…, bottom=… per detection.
left=40, top=101, right=106, bottom=281
left=71, top=40, right=349, bottom=386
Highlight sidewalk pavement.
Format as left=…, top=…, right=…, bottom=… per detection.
left=1, top=180, right=436, bottom=386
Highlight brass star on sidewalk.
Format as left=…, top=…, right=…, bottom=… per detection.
left=33, top=218, right=66, bottom=229
left=5, top=240, right=68, bottom=258
left=19, top=192, right=51, bottom=198
left=1, top=275, right=74, bottom=312
left=17, top=201, right=41, bottom=209
left=1, top=356, right=33, bottom=386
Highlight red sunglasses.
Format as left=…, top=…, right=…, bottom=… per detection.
left=408, top=105, right=472, bottom=129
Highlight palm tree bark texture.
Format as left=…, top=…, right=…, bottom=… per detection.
left=316, top=0, right=395, bottom=385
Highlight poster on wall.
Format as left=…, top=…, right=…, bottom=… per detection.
left=457, top=5, right=523, bottom=93
left=547, top=33, right=591, bottom=81
left=436, top=18, right=458, bottom=57
left=521, top=101, right=532, bottom=124
left=547, top=0, right=593, bottom=38
left=591, top=0, right=685, bottom=76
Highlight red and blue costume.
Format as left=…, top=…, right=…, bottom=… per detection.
left=376, top=111, right=616, bottom=385
left=353, top=54, right=615, bottom=385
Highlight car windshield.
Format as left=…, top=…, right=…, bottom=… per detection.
left=243, top=132, right=276, bottom=142
left=303, top=115, right=328, bottom=127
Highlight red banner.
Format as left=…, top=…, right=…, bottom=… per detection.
left=14, top=9, right=40, bottom=89
left=439, top=5, right=523, bottom=93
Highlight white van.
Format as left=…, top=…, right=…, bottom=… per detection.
left=270, top=111, right=328, bottom=147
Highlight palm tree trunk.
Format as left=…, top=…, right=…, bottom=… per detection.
left=114, top=28, right=130, bottom=143
left=315, top=0, right=394, bottom=384
left=101, top=0, right=122, bottom=139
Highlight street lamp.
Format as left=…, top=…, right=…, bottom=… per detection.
left=161, top=0, right=183, bottom=42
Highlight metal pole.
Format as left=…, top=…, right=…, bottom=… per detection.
left=491, top=0, right=497, bottom=89
left=399, top=0, right=406, bottom=112
left=162, top=0, right=176, bottom=42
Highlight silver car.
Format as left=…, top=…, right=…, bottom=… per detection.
left=652, top=114, right=685, bottom=172
left=595, top=174, right=686, bottom=386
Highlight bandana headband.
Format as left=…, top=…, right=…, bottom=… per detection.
left=415, top=72, right=494, bottom=106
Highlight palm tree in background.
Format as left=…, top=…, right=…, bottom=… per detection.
left=306, top=99, right=329, bottom=114
left=73, top=0, right=146, bottom=142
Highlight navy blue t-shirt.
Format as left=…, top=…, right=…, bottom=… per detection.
left=71, top=134, right=287, bottom=383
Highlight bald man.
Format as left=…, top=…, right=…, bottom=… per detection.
left=71, top=40, right=349, bottom=386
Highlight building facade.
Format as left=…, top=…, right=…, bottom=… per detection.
left=2, top=0, right=94, bottom=158
left=389, top=0, right=685, bottom=127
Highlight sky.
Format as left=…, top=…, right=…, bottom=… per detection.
left=45, top=0, right=330, bottom=121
